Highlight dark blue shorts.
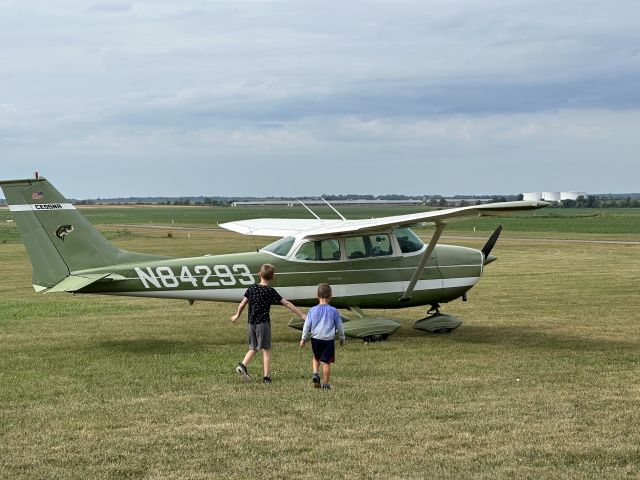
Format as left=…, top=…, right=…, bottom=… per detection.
left=311, top=338, right=335, bottom=364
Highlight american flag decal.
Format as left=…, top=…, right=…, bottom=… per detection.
left=32, top=192, right=44, bottom=200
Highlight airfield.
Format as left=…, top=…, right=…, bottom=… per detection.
left=1, top=205, right=639, bottom=479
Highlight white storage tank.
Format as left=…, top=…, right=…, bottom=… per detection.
left=560, top=191, right=587, bottom=201
left=522, top=192, right=542, bottom=201
left=542, top=192, right=561, bottom=202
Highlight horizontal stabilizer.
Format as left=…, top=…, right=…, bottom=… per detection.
left=46, top=273, right=112, bottom=293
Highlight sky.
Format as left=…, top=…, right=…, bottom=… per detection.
left=1, top=0, right=639, bottom=198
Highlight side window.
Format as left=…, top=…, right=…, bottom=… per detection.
left=295, top=242, right=317, bottom=261
left=295, top=239, right=341, bottom=261
left=346, top=234, right=393, bottom=259
left=368, top=234, right=392, bottom=256
left=319, top=239, right=341, bottom=261
left=345, top=236, right=367, bottom=259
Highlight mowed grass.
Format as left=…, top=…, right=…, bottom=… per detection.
left=1, top=223, right=640, bottom=478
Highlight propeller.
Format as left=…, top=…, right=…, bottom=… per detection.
left=481, top=225, right=503, bottom=263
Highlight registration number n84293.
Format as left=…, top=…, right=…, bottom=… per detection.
left=134, top=264, right=254, bottom=289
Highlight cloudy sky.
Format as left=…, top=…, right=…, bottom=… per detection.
left=1, top=0, right=639, bottom=197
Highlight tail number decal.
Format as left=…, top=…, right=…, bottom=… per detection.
left=135, top=264, right=255, bottom=289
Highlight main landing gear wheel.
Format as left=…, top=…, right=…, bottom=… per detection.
left=431, top=327, right=454, bottom=334
left=362, top=334, right=389, bottom=343
left=413, top=304, right=463, bottom=334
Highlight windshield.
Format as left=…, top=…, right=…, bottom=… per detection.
left=261, top=237, right=295, bottom=257
left=394, top=228, right=424, bottom=253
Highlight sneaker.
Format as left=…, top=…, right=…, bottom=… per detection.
left=312, top=373, right=321, bottom=388
left=236, top=363, right=249, bottom=383
left=263, top=376, right=272, bottom=384
left=321, top=384, right=331, bottom=390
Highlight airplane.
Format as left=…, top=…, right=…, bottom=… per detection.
left=0, top=176, right=548, bottom=340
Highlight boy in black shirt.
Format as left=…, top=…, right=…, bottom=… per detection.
left=230, top=263, right=305, bottom=383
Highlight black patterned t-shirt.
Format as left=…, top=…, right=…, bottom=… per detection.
left=244, top=283, right=283, bottom=324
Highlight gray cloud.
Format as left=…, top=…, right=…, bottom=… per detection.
left=1, top=0, right=639, bottom=196
left=87, top=2, right=132, bottom=13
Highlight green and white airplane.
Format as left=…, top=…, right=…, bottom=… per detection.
left=1, top=176, right=548, bottom=339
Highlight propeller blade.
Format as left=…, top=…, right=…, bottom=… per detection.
left=481, top=225, right=503, bottom=258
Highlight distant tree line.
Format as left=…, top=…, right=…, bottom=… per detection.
left=553, top=195, right=640, bottom=208
left=73, top=197, right=230, bottom=206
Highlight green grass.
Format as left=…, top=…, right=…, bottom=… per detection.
left=1, top=214, right=640, bottom=478
left=443, top=209, right=640, bottom=235
left=0, top=224, right=22, bottom=244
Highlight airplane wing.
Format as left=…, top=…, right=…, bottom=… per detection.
left=218, top=218, right=335, bottom=237
left=219, top=200, right=549, bottom=238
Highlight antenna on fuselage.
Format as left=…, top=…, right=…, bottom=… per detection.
left=298, top=200, right=321, bottom=220
left=321, top=197, right=346, bottom=221
left=247, top=225, right=259, bottom=252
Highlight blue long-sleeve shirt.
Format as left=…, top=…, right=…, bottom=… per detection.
left=301, top=304, right=345, bottom=342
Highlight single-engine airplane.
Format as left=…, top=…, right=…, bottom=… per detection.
left=1, top=176, right=548, bottom=340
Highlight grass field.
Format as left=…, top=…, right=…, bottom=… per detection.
left=1, top=207, right=640, bottom=478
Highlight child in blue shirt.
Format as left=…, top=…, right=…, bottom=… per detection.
left=299, top=283, right=345, bottom=390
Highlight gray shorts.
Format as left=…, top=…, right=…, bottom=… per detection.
left=247, top=322, right=272, bottom=350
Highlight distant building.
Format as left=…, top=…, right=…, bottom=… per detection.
left=522, top=191, right=587, bottom=202
left=444, top=198, right=493, bottom=206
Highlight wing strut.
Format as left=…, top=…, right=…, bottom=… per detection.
left=399, top=223, right=446, bottom=301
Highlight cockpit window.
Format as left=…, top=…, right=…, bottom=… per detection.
left=295, top=241, right=316, bottom=261
left=262, top=236, right=295, bottom=257
left=295, top=239, right=341, bottom=261
left=394, top=228, right=424, bottom=253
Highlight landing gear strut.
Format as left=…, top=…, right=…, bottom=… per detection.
left=427, top=302, right=441, bottom=315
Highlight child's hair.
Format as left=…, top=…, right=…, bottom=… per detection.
left=259, top=264, right=275, bottom=280
left=317, top=283, right=332, bottom=300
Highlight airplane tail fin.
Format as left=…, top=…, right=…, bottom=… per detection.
left=1, top=177, right=165, bottom=291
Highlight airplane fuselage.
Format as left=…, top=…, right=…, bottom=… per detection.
left=75, top=243, right=483, bottom=309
